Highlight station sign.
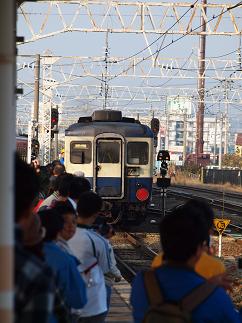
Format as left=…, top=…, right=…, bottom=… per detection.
left=214, top=218, right=230, bottom=235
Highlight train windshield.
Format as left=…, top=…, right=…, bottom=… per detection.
left=97, top=141, right=120, bottom=163
left=127, top=142, right=149, bottom=165
left=70, top=141, right=92, bottom=164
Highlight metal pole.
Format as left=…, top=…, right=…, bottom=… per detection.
left=195, top=0, right=207, bottom=163
left=224, top=81, right=229, bottom=155
left=219, top=115, right=223, bottom=169
left=0, top=0, right=15, bottom=322
left=213, top=116, right=217, bottom=164
left=183, top=112, right=187, bottom=165
left=33, top=54, right=40, bottom=139
left=161, top=187, right=166, bottom=217
left=54, top=132, right=58, bottom=161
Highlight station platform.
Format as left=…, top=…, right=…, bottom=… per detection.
left=106, top=279, right=132, bottom=323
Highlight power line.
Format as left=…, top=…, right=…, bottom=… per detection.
left=109, top=1, right=242, bottom=82
left=113, top=1, right=198, bottom=64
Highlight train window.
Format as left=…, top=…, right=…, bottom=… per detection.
left=70, top=141, right=92, bottom=164
left=127, top=142, right=149, bottom=165
left=97, top=142, right=120, bottom=163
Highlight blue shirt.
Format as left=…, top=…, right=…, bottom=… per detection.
left=43, top=242, right=87, bottom=310
left=131, top=266, right=242, bottom=323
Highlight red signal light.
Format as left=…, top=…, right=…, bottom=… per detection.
left=136, top=188, right=149, bottom=202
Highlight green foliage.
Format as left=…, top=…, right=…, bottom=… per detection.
left=222, top=154, right=242, bottom=168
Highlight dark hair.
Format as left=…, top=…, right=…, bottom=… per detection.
left=69, top=177, right=91, bottom=200
left=39, top=209, right=64, bottom=241
left=77, top=192, right=103, bottom=218
left=58, top=173, right=74, bottom=197
left=51, top=160, right=62, bottom=168
left=52, top=201, right=76, bottom=218
left=160, top=204, right=208, bottom=262
left=185, top=199, right=214, bottom=230
left=15, top=154, right=40, bottom=221
left=53, top=164, right=65, bottom=176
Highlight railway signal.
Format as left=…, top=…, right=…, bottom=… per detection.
left=51, top=107, right=59, bottom=130
left=156, top=150, right=171, bottom=217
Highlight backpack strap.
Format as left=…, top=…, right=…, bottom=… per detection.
left=180, top=282, right=217, bottom=312
left=143, top=270, right=164, bottom=306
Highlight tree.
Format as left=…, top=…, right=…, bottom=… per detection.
left=222, top=154, right=242, bottom=168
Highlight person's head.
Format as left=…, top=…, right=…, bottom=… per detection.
left=39, top=209, right=64, bottom=241
left=69, top=176, right=91, bottom=201
left=185, top=199, right=214, bottom=232
left=51, top=160, right=62, bottom=169
left=77, top=191, right=103, bottom=224
left=23, top=214, right=45, bottom=246
left=15, top=155, right=40, bottom=229
left=58, top=173, right=75, bottom=198
left=96, top=223, right=115, bottom=239
left=53, top=164, right=65, bottom=177
left=52, top=202, right=76, bottom=240
left=160, top=203, right=208, bottom=266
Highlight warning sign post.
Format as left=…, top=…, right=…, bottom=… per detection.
left=213, top=219, right=230, bottom=257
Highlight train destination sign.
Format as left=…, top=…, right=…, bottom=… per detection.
left=214, top=219, right=230, bottom=235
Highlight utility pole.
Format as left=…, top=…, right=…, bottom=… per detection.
left=103, top=30, right=109, bottom=109
left=196, top=0, right=207, bottom=163
left=213, top=116, right=217, bottom=164
left=224, top=80, right=229, bottom=155
left=33, top=54, right=40, bottom=139
left=183, top=112, right=187, bottom=165
left=219, top=114, right=223, bottom=169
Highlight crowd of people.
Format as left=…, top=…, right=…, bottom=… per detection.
left=15, top=154, right=241, bottom=323
left=15, top=155, right=121, bottom=323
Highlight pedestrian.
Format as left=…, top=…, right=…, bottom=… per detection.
left=96, top=223, right=122, bottom=311
left=38, top=173, right=74, bottom=210
left=53, top=201, right=77, bottom=255
left=152, top=199, right=229, bottom=286
left=15, top=155, right=55, bottom=323
left=39, top=208, right=87, bottom=321
left=68, top=191, right=111, bottom=323
left=131, top=202, right=242, bottom=323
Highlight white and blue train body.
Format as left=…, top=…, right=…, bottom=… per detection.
left=64, top=110, right=154, bottom=222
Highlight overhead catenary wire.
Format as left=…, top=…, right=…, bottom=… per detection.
left=108, top=1, right=242, bottom=82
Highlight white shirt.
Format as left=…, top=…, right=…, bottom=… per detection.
left=68, top=226, right=110, bottom=317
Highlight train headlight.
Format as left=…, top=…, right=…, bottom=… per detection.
left=136, top=188, right=149, bottom=202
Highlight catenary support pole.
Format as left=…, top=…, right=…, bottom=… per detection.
left=0, top=0, right=15, bottom=322
left=219, top=115, right=223, bottom=170
left=213, top=116, right=217, bottom=164
left=195, top=0, right=207, bottom=163
left=33, top=54, right=40, bottom=139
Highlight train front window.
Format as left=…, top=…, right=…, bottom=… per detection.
left=70, top=141, right=92, bottom=164
left=97, top=141, right=120, bottom=163
left=127, top=142, right=148, bottom=165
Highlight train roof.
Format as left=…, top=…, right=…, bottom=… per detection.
left=65, top=110, right=153, bottom=138
left=65, top=121, right=153, bottom=138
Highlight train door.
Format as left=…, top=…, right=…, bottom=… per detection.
left=94, top=136, right=124, bottom=198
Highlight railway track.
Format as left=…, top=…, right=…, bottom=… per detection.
left=162, top=185, right=242, bottom=218
left=113, top=232, right=158, bottom=282
left=225, top=223, right=242, bottom=239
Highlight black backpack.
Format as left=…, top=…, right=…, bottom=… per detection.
left=143, top=270, right=216, bottom=323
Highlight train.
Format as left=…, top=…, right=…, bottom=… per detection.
left=16, top=135, right=40, bottom=162
left=64, top=109, right=154, bottom=223
left=16, top=135, right=28, bottom=161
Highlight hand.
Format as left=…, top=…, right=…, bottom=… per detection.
left=208, top=272, right=234, bottom=291
left=114, top=276, right=122, bottom=283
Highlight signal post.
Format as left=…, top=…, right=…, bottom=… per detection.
left=156, top=150, right=171, bottom=217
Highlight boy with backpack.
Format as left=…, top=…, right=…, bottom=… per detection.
left=130, top=203, right=242, bottom=323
